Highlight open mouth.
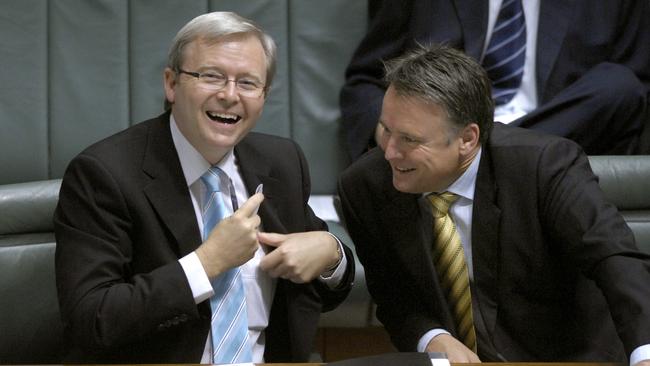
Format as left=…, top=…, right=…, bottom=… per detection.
left=395, top=166, right=415, bottom=173
left=206, top=111, right=241, bottom=124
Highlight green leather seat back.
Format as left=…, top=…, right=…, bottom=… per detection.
left=0, top=242, right=62, bottom=363
left=589, top=156, right=650, bottom=253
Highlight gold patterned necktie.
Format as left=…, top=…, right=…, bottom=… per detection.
left=428, top=192, right=477, bottom=352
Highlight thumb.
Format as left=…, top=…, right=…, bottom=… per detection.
left=257, top=232, right=287, bottom=247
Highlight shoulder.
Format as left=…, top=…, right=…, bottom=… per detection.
left=484, top=123, right=591, bottom=188
left=235, top=132, right=312, bottom=182
left=63, top=113, right=169, bottom=182
left=239, top=131, right=298, bottom=150
left=78, top=114, right=166, bottom=163
left=487, top=122, right=585, bottom=164
left=339, top=147, right=392, bottom=194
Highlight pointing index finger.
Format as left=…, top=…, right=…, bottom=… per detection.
left=236, top=192, right=264, bottom=218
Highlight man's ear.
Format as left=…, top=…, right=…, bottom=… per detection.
left=459, top=123, right=480, bottom=153
left=163, top=68, right=176, bottom=105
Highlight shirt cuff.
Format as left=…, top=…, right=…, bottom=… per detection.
left=179, top=252, right=214, bottom=304
left=318, top=232, right=348, bottom=288
left=630, top=344, right=650, bottom=366
left=417, top=329, right=451, bottom=352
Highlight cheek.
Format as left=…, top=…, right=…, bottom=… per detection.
left=245, top=100, right=265, bottom=118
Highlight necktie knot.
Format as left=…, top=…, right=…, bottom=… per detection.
left=199, top=166, right=230, bottom=241
left=200, top=166, right=226, bottom=193
left=428, top=192, right=459, bottom=218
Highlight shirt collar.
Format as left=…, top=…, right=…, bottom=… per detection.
left=423, top=147, right=482, bottom=201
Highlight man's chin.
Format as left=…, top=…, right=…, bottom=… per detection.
left=392, top=177, right=414, bottom=194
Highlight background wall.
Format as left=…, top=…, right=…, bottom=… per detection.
left=0, top=0, right=367, bottom=195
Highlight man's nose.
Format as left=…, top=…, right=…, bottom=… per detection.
left=383, top=136, right=402, bottom=161
left=216, top=80, right=240, bottom=103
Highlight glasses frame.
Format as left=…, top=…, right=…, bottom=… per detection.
left=176, top=68, right=266, bottom=98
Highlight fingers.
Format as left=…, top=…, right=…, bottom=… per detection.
left=234, top=192, right=264, bottom=218
left=259, top=246, right=282, bottom=273
left=426, top=334, right=480, bottom=363
left=257, top=232, right=286, bottom=247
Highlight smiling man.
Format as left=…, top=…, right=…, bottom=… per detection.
left=54, top=12, right=353, bottom=364
left=338, top=43, right=650, bottom=366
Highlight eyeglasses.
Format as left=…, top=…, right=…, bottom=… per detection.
left=176, top=68, right=266, bottom=98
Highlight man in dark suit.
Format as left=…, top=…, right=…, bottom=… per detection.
left=338, top=43, right=650, bottom=364
left=54, top=11, right=353, bottom=363
left=340, top=0, right=650, bottom=161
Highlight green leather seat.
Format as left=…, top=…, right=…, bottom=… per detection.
left=589, top=156, right=650, bottom=253
left=0, top=179, right=62, bottom=363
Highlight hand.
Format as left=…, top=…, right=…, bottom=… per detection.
left=634, top=360, right=650, bottom=366
left=425, top=334, right=480, bottom=363
left=258, top=231, right=341, bottom=283
left=195, top=193, right=264, bottom=279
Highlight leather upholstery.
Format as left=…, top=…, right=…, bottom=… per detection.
left=589, top=156, right=650, bottom=253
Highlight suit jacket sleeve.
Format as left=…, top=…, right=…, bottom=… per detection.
left=533, top=139, right=650, bottom=355
left=54, top=152, right=201, bottom=351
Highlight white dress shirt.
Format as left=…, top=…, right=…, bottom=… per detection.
left=169, top=116, right=346, bottom=363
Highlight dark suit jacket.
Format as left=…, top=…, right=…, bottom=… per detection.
left=340, top=0, right=650, bottom=160
left=54, top=112, right=354, bottom=363
left=338, top=123, right=650, bottom=362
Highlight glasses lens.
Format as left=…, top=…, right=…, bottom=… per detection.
left=193, top=74, right=264, bottom=97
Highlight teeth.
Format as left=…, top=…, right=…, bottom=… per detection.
left=206, top=111, right=241, bottom=124
left=207, top=112, right=237, bottom=120
left=216, top=112, right=237, bottom=120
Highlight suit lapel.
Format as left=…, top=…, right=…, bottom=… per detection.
left=471, top=145, right=501, bottom=336
left=142, top=114, right=202, bottom=257
left=453, top=0, right=488, bottom=60
left=536, top=1, right=574, bottom=100
left=234, top=140, right=287, bottom=234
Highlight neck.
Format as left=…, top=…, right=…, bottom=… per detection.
left=458, top=145, right=480, bottom=173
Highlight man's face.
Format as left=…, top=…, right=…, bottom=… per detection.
left=379, top=86, right=470, bottom=194
left=164, top=34, right=267, bottom=164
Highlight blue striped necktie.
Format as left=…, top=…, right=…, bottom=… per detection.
left=482, top=0, right=526, bottom=105
left=200, top=166, right=252, bottom=364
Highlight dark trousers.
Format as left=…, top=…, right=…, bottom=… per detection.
left=510, top=63, right=647, bottom=155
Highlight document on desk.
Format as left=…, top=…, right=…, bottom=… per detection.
left=428, top=352, right=450, bottom=366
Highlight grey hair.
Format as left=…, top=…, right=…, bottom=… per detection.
left=164, top=12, right=277, bottom=109
left=384, top=43, right=494, bottom=144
